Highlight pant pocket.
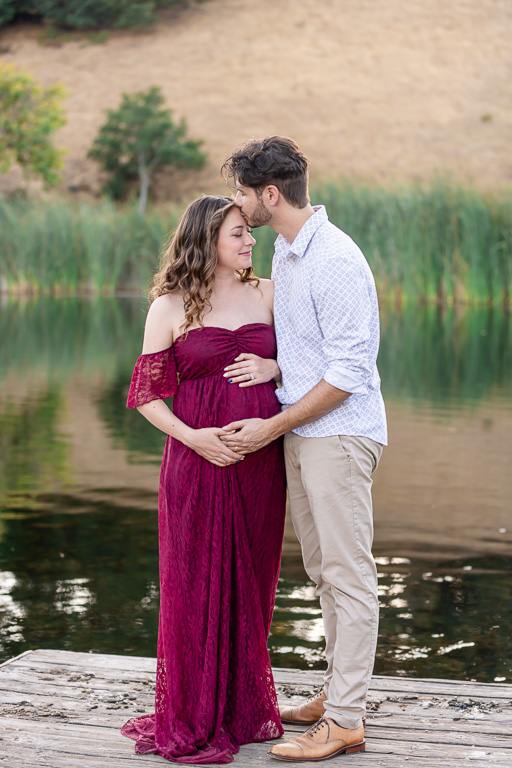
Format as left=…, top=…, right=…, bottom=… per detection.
left=367, top=439, right=384, bottom=473
left=336, top=436, right=352, bottom=460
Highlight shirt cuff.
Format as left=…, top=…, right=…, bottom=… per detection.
left=324, top=366, right=368, bottom=395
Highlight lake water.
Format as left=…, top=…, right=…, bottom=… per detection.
left=0, top=298, right=511, bottom=684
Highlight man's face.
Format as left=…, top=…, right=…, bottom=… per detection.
left=234, top=182, right=272, bottom=228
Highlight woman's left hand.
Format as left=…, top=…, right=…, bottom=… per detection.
left=223, top=354, right=280, bottom=387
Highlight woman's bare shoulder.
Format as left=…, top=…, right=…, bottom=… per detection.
left=245, top=278, right=274, bottom=319
left=254, top=277, right=274, bottom=300
left=248, top=277, right=274, bottom=293
left=149, top=292, right=182, bottom=313
left=142, top=293, right=182, bottom=352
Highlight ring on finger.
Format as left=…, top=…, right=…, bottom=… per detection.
left=247, top=373, right=255, bottom=381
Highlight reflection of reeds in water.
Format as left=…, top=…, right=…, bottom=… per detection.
left=0, top=389, right=70, bottom=510
left=1, top=181, right=511, bottom=304
left=379, top=306, right=512, bottom=406
left=1, top=299, right=510, bottom=408
left=0, top=297, right=145, bottom=384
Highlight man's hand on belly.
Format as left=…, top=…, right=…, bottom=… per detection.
left=220, top=418, right=276, bottom=454
left=222, top=380, right=351, bottom=453
left=222, top=380, right=351, bottom=454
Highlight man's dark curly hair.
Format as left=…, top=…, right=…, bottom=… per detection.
left=221, top=136, right=309, bottom=208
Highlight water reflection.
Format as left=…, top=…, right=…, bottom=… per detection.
left=0, top=298, right=511, bottom=682
left=0, top=388, right=70, bottom=510
left=379, top=306, right=512, bottom=408
left=375, top=555, right=512, bottom=683
left=0, top=500, right=510, bottom=683
left=273, top=553, right=512, bottom=683
left=1, top=298, right=510, bottom=401
left=0, top=501, right=160, bottom=662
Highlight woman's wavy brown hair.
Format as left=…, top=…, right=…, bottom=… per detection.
left=150, top=195, right=258, bottom=337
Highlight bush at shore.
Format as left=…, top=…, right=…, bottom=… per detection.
left=1, top=180, right=511, bottom=306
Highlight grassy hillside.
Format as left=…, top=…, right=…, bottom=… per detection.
left=0, top=0, right=510, bottom=198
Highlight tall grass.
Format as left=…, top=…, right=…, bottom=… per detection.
left=1, top=180, right=511, bottom=305
left=0, top=198, right=175, bottom=295
left=312, top=180, right=512, bottom=307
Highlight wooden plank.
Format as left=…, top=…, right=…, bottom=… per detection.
left=274, top=669, right=512, bottom=700
left=0, top=648, right=37, bottom=669
left=0, top=650, right=510, bottom=768
left=0, top=671, right=155, bottom=697
left=15, top=648, right=157, bottom=673
left=1, top=719, right=510, bottom=766
left=8, top=652, right=512, bottom=703
left=0, top=714, right=506, bottom=754
left=2, top=692, right=511, bottom=741
left=2, top=695, right=511, bottom=740
left=19, top=649, right=512, bottom=702
left=0, top=740, right=508, bottom=768
left=2, top=715, right=510, bottom=754
left=2, top=678, right=509, bottom=720
left=369, top=675, right=512, bottom=699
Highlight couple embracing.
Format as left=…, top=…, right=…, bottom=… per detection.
left=122, top=137, right=387, bottom=764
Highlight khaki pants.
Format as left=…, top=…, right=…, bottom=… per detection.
left=284, top=432, right=384, bottom=729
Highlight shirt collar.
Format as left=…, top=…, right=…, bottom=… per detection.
left=274, top=205, right=328, bottom=261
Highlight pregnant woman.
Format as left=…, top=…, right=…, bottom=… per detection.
left=121, top=196, right=286, bottom=764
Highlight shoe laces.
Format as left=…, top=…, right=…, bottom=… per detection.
left=306, top=689, right=325, bottom=705
left=306, top=717, right=329, bottom=739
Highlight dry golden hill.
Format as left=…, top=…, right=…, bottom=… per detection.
left=1, top=0, right=511, bottom=199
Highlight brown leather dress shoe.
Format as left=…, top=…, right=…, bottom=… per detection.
left=268, top=716, right=365, bottom=761
left=279, top=689, right=327, bottom=725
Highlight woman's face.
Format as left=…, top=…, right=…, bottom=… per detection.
left=215, top=207, right=256, bottom=274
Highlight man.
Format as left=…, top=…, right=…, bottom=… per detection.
left=220, top=136, right=387, bottom=761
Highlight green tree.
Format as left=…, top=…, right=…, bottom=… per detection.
left=88, top=87, right=206, bottom=213
left=0, top=64, right=66, bottom=186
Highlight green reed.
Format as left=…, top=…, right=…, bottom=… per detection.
left=1, top=181, right=511, bottom=305
left=0, top=197, right=177, bottom=296
left=311, top=180, right=512, bottom=307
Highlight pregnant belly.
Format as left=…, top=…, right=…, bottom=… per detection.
left=173, top=378, right=281, bottom=429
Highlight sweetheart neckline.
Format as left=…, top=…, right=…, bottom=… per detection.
left=175, top=322, right=273, bottom=342
left=138, top=323, right=274, bottom=358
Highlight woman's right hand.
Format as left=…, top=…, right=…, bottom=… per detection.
left=184, top=427, right=242, bottom=467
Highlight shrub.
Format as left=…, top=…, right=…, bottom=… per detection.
left=1, top=0, right=186, bottom=30
left=0, top=63, right=66, bottom=186
left=88, top=86, right=206, bottom=214
left=0, top=0, right=26, bottom=26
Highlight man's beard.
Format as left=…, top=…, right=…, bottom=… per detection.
left=246, top=198, right=272, bottom=228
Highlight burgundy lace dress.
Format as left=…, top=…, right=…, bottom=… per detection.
left=121, top=323, right=286, bottom=764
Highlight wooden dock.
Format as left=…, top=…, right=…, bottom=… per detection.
left=1, top=649, right=511, bottom=767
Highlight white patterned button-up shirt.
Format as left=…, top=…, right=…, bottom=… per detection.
left=271, top=205, right=388, bottom=444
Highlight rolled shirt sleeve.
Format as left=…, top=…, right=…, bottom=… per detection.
left=313, top=254, right=373, bottom=395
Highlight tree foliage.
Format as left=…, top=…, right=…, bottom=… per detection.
left=88, top=87, right=206, bottom=213
left=0, top=63, right=66, bottom=186
left=0, top=0, right=21, bottom=27
left=0, top=1, right=185, bottom=30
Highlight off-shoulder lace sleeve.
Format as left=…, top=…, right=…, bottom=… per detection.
left=126, top=346, right=178, bottom=408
